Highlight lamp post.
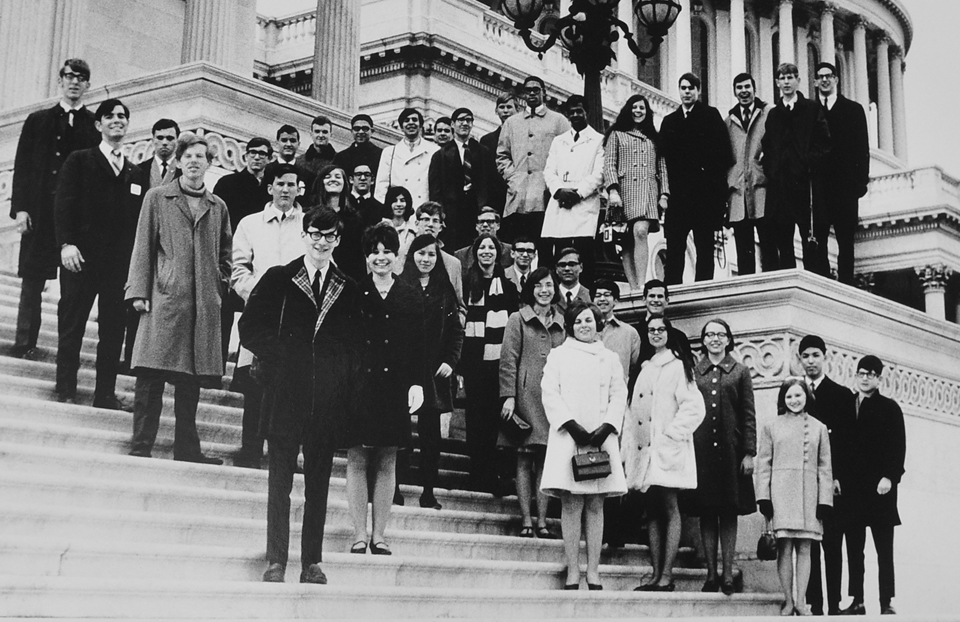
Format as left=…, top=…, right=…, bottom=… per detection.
left=501, top=0, right=681, bottom=129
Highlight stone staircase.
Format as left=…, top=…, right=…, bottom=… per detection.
left=0, top=271, right=782, bottom=618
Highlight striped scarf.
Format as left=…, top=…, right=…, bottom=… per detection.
left=464, top=276, right=511, bottom=364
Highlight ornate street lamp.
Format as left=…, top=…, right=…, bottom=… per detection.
left=501, top=0, right=681, bottom=128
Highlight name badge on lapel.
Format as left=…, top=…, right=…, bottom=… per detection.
left=130, top=183, right=142, bottom=196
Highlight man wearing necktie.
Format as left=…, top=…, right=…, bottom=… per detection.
left=761, top=63, right=831, bottom=272
left=54, top=98, right=145, bottom=408
left=554, top=247, right=590, bottom=315
left=9, top=59, right=100, bottom=359
left=139, top=119, right=180, bottom=191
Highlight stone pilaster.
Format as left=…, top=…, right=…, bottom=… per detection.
left=0, top=0, right=56, bottom=111
left=48, top=0, right=86, bottom=97
left=311, top=0, right=360, bottom=112
left=778, top=0, right=794, bottom=64
left=181, top=0, right=232, bottom=67
left=852, top=18, right=870, bottom=111
left=916, top=264, right=954, bottom=321
left=890, top=49, right=908, bottom=162
left=819, top=4, right=836, bottom=66
left=875, top=35, right=893, bottom=153
left=730, top=0, right=746, bottom=76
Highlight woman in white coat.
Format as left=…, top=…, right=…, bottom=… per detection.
left=540, top=301, right=627, bottom=590
left=623, top=316, right=705, bottom=591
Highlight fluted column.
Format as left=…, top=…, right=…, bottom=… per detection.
left=669, top=0, right=692, bottom=90
left=875, top=35, right=893, bottom=153
left=916, top=265, right=954, bottom=321
left=778, top=0, right=794, bottom=64
left=181, top=0, right=232, bottom=66
left=0, top=0, right=56, bottom=110
left=617, top=0, right=637, bottom=78
left=312, top=0, right=360, bottom=111
left=758, top=16, right=775, bottom=101
left=852, top=18, right=870, bottom=111
left=890, top=49, right=908, bottom=162
left=730, top=0, right=746, bottom=76
left=47, top=0, right=86, bottom=97
left=820, top=4, right=836, bottom=66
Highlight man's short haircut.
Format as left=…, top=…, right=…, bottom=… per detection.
left=496, top=92, right=520, bottom=107
left=276, top=124, right=299, bottom=140
left=512, top=235, right=536, bottom=248
left=815, top=61, right=838, bottom=77
left=94, top=99, right=129, bottom=122
left=435, top=116, right=452, bottom=128
left=523, top=75, right=547, bottom=91
left=351, top=114, right=374, bottom=127
left=679, top=72, right=701, bottom=89
left=303, top=206, right=343, bottom=235
left=174, top=131, right=212, bottom=162
left=397, top=108, right=424, bottom=127
left=776, top=62, right=800, bottom=78
left=555, top=246, right=580, bottom=264
left=362, top=222, right=401, bottom=256
left=152, top=118, right=180, bottom=136
left=477, top=206, right=500, bottom=222
left=857, top=354, right=884, bottom=375
left=246, top=137, right=273, bottom=155
left=416, top=200, right=446, bottom=223
left=593, top=278, right=621, bottom=301
left=520, top=267, right=560, bottom=307
left=451, top=107, right=474, bottom=122
left=563, top=300, right=605, bottom=337
left=643, top=278, right=669, bottom=298
left=60, top=58, right=91, bottom=80
left=564, top=94, right=588, bottom=112
left=311, top=115, right=332, bottom=128
left=264, top=163, right=300, bottom=187
left=732, top=72, right=756, bottom=89
left=798, top=335, right=827, bottom=354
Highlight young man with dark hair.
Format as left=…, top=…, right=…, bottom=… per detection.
left=334, top=114, right=383, bottom=185
left=453, top=206, right=513, bottom=280
left=375, top=108, right=438, bottom=207
left=432, top=117, right=453, bottom=146
left=347, top=162, right=383, bottom=228
left=140, top=118, right=180, bottom=190
left=10, top=58, right=100, bottom=359
left=263, top=124, right=314, bottom=204
left=298, top=114, right=338, bottom=178
left=635, top=279, right=689, bottom=364
left=554, top=247, right=590, bottom=314
left=504, top=235, right=536, bottom=290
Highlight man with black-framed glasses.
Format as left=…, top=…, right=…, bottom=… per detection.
left=453, top=206, right=513, bottom=280
left=347, top=163, right=384, bottom=228
left=505, top=235, right=536, bottom=291
left=334, top=114, right=383, bottom=192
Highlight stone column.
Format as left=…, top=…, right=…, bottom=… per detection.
left=730, top=0, right=746, bottom=76
left=890, top=49, right=908, bottom=162
left=852, top=18, right=870, bottom=111
left=778, top=0, right=794, bottom=64
left=875, top=35, right=893, bottom=153
left=617, top=0, right=637, bottom=78
left=312, top=0, right=360, bottom=112
left=916, top=265, right=954, bottom=321
left=820, top=4, right=836, bottom=66
left=0, top=0, right=56, bottom=111
left=796, top=27, right=809, bottom=85
left=758, top=16, right=775, bottom=102
left=670, top=0, right=692, bottom=88
left=48, top=0, right=86, bottom=97
left=181, top=0, right=232, bottom=66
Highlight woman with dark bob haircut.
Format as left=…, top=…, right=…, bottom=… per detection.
left=681, top=317, right=757, bottom=595
left=344, top=222, right=425, bottom=556
left=498, top=266, right=564, bottom=538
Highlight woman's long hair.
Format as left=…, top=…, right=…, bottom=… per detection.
left=464, top=234, right=505, bottom=304
left=604, top=94, right=659, bottom=148
left=310, top=163, right=349, bottom=209
left=649, top=316, right=695, bottom=383
left=400, top=234, right=453, bottom=293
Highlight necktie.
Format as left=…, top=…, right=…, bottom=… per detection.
left=822, top=97, right=829, bottom=110
left=111, top=150, right=123, bottom=175
left=566, top=291, right=573, bottom=305
left=520, top=275, right=526, bottom=289
left=312, top=270, right=322, bottom=304
left=573, top=131, right=580, bottom=142
left=160, top=161, right=168, bottom=180
left=462, top=143, right=472, bottom=190
left=742, top=106, right=750, bottom=122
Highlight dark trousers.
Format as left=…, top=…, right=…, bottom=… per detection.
left=807, top=513, right=844, bottom=612
left=56, top=265, right=125, bottom=399
left=236, top=367, right=265, bottom=457
left=221, top=306, right=236, bottom=374
left=416, top=406, right=441, bottom=492
left=266, top=433, right=336, bottom=568
left=502, top=212, right=550, bottom=260
left=731, top=220, right=758, bottom=276
left=541, top=236, right=596, bottom=289
left=130, top=370, right=202, bottom=458
left=14, top=275, right=46, bottom=349
left=814, top=199, right=858, bottom=284
left=664, top=210, right=715, bottom=285
left=122, top=306, right=139, bottom=370
left=463, top=364, right=501, bottom=491
left=759, top=214, right=819, bottom=273
left=846, top=522, right=896, bottom=605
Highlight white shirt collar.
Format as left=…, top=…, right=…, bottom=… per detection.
left=560, top=283, right=581, bottom=298
left=808, top=374, right=824, bottom=391
left=303, top=258, right=328, bottom=289
left=265, top=202, right=301, bottom=222
left=278, top=155, right=297, bottom=164
left=60, top=101, right=84, bottom=113
left=782, top=94, right=799, bottom=108
left=99, top=141, right=122, bottom=161
left=822, top=93, right=837, bottom=110
left=527, top=104, right=546, bottom=118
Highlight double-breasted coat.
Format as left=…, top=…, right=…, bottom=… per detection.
left=414, top=274, right=463, bottom=413
left=725, top=101, right=770, bottom=223
left=756, top=412, right=833, bottom=538
left=684, top=355, right=757, bottom=515
left=125, top=182, right=232, bottom=378
left=539, top=338, right=628, bottom=497
left=496, top=108, right=570, bottom=218
left=498, top=305, right=565, bottom=447
left=622, top=349, right=706, bottom=492
left=542, top=126, right=605, bottom=239
left=374, top=138, right=440, bottom=207
left=602, top=129, right=670, bottom=224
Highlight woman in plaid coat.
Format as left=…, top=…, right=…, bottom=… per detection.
left=603, top=95, right=670, bottom=292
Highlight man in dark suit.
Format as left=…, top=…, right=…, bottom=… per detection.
left=761, top=62, right=831, bottom=272
left=334, top=114, right=383, bottom=195
left=263, top=124, right=315, bottom=207
left=479, top=92, right=520, bottom=215
left=659, top=72, right=734, bottom=284
left=54, top=99, right=145, bottom=408
left=346, top=162, right=384, bottom=228
left=554, top=247, right=591, bottom=315
left=430, top=107, right=495, bottom=249
left=798, top=335, right=854, bottom=616
left=813, top=62, right=870, bottom=284
left=238, top=207, right=363, bottom=585
left=297, top=114, right=338, bottom=179
left=10, top=58, right=99, bottom=358
left=839, top=355, right=906, bottom=616
left=634, top=279, right=690, bottom=365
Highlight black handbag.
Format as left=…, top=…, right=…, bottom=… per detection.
left=756, top=519, right=777, bottom=561
left=500, top=413, right=532, bottom=444
left=571, top=448, right=611, bottom=482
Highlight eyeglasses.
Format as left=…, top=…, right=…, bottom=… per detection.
left=60, top=72, right=89, bottom=83
left=513, top=248, right=536, bottom=255
left=594, top=291, right=615, bottom=299
left=556, top=261, right=580, bottom=268
left=856, top=370, right=879, bottom=379
left=704, top=332, right=728, bottom=340
left=816, top=73, right=835, bottom=80
left=352, top=172, right=372, bottom=179
left=247, top=150, right=271, bottom=158
left=647, top=327, right=667, bottom=335
left=351, top=125, right=372, bottom=133
left=476, top=219, right=498, bottom=226
left=524, top=86, right=543, bottom=94
left=307, top=231, right=340, bottom=242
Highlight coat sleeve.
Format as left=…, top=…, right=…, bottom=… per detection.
left=738, top=366, right=758, bottom=457
left=656, top=143, right=670, bottom=196
left=603, top=354, right=628, bottom=433
left=373, top=146, right=393, bottom=203
left=575, top=140, right=605, bottom=200
left=496, top=120, right=515, bottom=180
left=237, top=266, right=286, bottom=363
left=880, top=398, right=907, bottom=485
left=125, top=190, right=160, bottom=301
left=817, top=421, right=834, bottom=506
left=542, top=136, right=563, bottom=195
left=851, top=101, right=871, bottom=192
left=498, top=311, right=523, bottom=399
left=54, top=151, right=84, bottom=249
left=663, top=372, right=706, bottom=441
left=540, top=349, right=574, bottom=429
left=439, top=288, right=464, bottom=369
left=755, top=421, right=773, bottom=501
left=602, top=131, right=620, bottom=191
left=218, top=203, right=233, bottom=298
left=10, top=113, right=39, bottom=218
left=428, top=148, right=443, bottom=203
left=231, top=217, right=256, bottom=301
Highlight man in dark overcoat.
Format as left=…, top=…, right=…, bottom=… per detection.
left=838, top=355, right=906, bottom=616
left=761, top=63, right=831, bottom=272
left=798, top=335, right=855, bottom=615
left=54, top=98, right=145, bottom=408
left=813, top=62, right=870, bottom=284
left=238, top=207, right=363, bottom=585
left=10, top=58, right=99, bottom=358
left=479, top=92, right=521, bottom=214
left=659, top=72, right=734, bottom=284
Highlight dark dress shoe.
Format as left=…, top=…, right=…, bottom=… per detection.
left=840, top=601, right=866, bottom=615
left=300, top=563, right=327, bottom=584
left=92, top=394, right=129, bottom=411
left=587, top=583, right=603, bottom=591
left=563, top=584, right=579, bottom=590
left=419, top=492, right=441, bottom=510
left=175, top=453, right=224, bottom=466
left=720, top=578, right=736, bottom=595
left=701, top=578, right=719, bottom=592
left=55, top=390, right=77, bottom=404
left=262, top=563, right=285, bottom=582
left=881, top=603, right=896, bottom=615
left=10, top=345, right=35, bottom=359
left=128, top=449, right=152, bottom=458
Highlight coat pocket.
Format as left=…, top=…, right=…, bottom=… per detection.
left=656, top=435, right=687, bottom=472
left=156, top=256, right=173, bottom=295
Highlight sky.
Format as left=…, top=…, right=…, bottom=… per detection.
left=258, top=0, right=959, bottom=177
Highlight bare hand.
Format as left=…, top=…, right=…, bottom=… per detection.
left=15, top=211, right=32, bottom=234
left=132, top=299, right=151, bottom=313
left=833, top=479, right=842, bottom=496
left=877, top=477, right=892, bottom=495
left=408, top=385, right=424, bottom=414
left=500, top=397, right=515, bottom=421
left=60, top=244, right=84, bottom=273
left=607, top=189, right=622, bottom=209
left=435, top=363, right=453, bottom=378
left=740, top=455, right=754, bottom=476
left=658, top=194, right=669, bottom=211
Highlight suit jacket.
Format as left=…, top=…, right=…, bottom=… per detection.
left=11, top=104, right=99, bottom=278
left=659, top=102, right=733, bottom=227
left=818, top=94, right=870, bottom=221
left=725, top=101, right=770, bottom=222
left=213, top=168, right=267, bottom=233
left=139, top=156, right=179, bottom=191
left=479, top=127, right=507, bottom=213
left=556, top=283, right=591, bottom=315
left=297, top=143, right=337, bottom=179
left=238, top=258, right=363, bottom=444
left=55, top=146, right=146, bottom=273
left=429, top=138, right=494, bottom=249
left=808, top=375, right=854, bottom=477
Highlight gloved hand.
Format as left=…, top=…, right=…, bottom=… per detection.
left=758, top=500, right=774, bottom=520
left=816, top=504, right=833, bottom=521
left=561, top=420, right=591, bottom=446
left=587, top=423, right=616, bottom=448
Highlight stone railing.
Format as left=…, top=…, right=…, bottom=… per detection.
left=863, top=165, right=960, bottom=222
